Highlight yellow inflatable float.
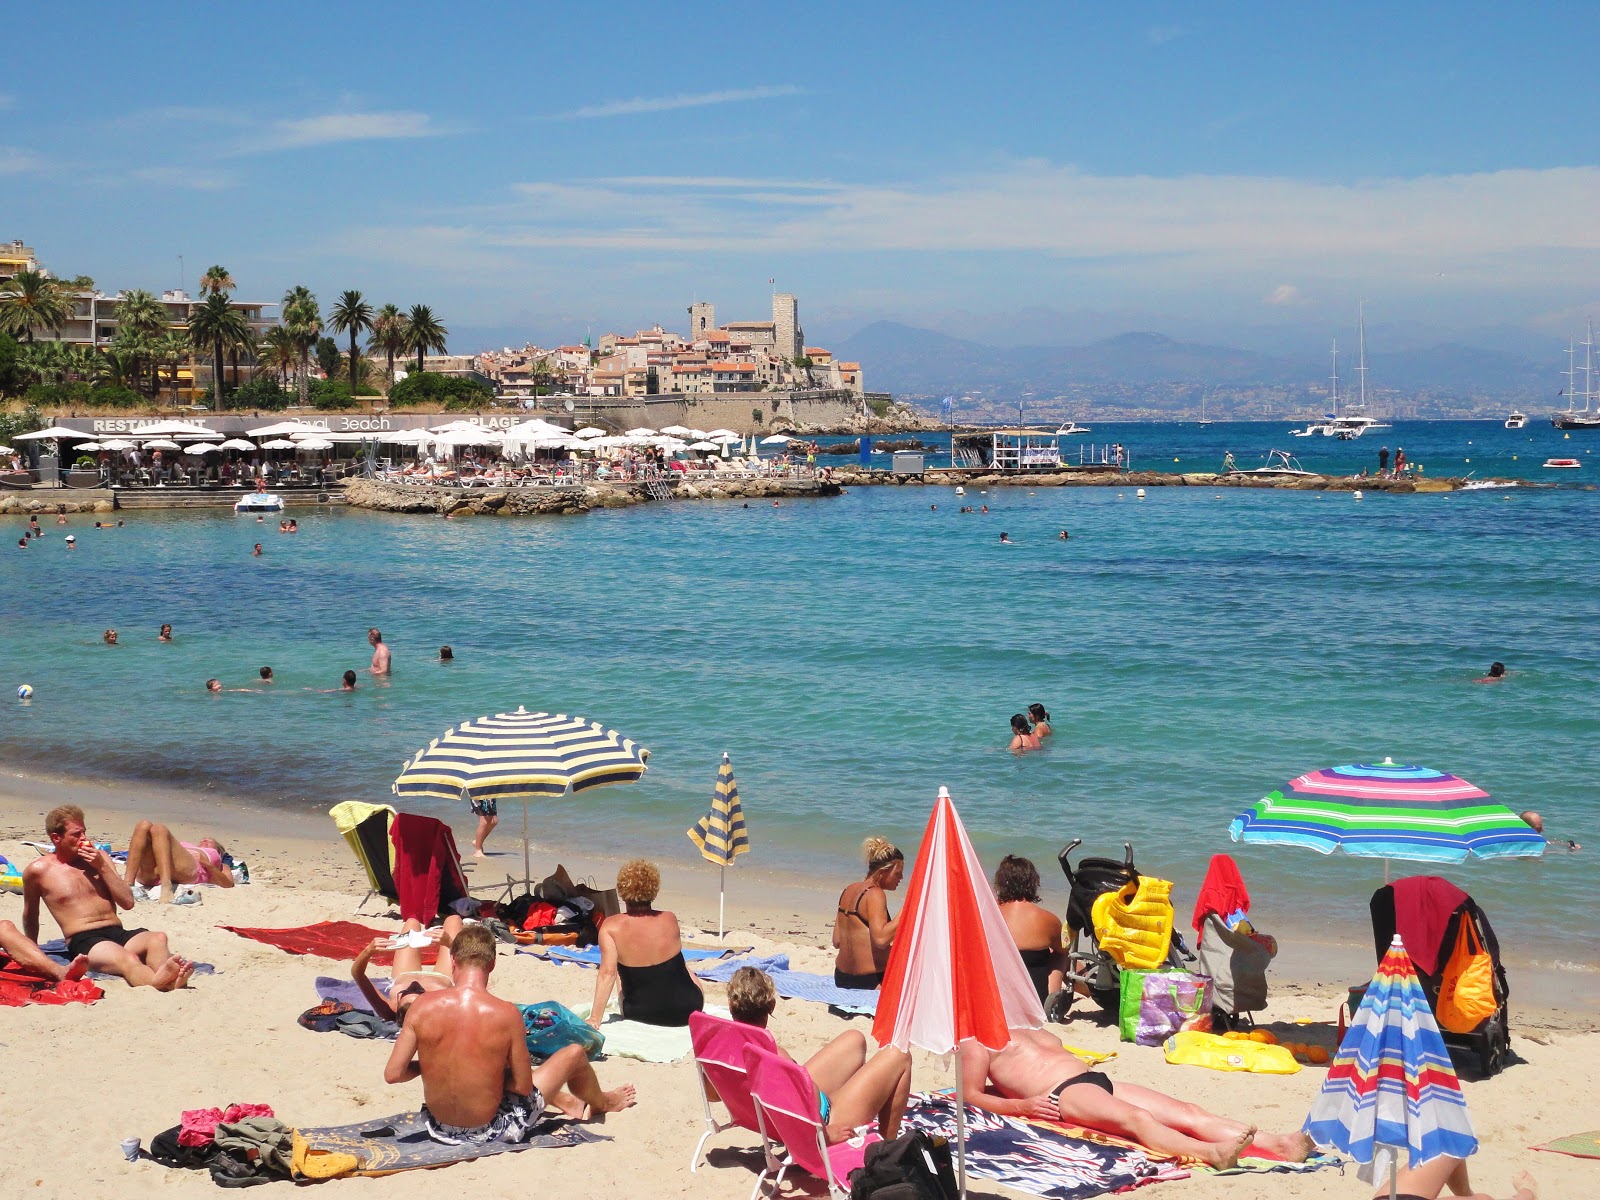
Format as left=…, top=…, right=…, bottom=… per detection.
left=1092, top=875, right=1175, bottom=970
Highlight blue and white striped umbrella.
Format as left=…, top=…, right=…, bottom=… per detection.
left=394, top=707, right=648, bottom=889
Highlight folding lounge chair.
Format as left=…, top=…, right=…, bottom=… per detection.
left=687, top=1012, right=779, bottom=1172
left=744, top=1045, right=880, bottom=1200
left=329, top=801, right=398, bottom=913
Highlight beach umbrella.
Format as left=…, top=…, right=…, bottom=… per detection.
left=686, top=752, right=751, bottom=939
left=184, top=442, right=222, bottom=455
left=760, top=434, right=793, bottom=445
left=0, top=445, right=11, bottom=455
left=1305, top=935, right=1477, bottom=1195
left=218, top=439, right=257, bottom=451
left=690, top=440, right=719, bottom=451
left=1230, top=759, right=1546, bottom=869
left=659, top=424, right=692, bottom=436
left=296, top=438, right=335, bottom=451
left=97, top=439, right=136, bottom=451
left=709, top=432, right=742, bottom=444
left=248, top=419, right=325, bottom=437
left=74, top=441, right=104, bottom=452
left=573, top=427, right=607, bottom=438
left=260, top=438, right=299, bottom=450
left=140, top=438, right=182, bottom=451
left=128, top=419, right=215, bottom=438
left=624, top=426, right=657, bottom=437
left=706, top=428, right=739, bottom=438
left=394, top=707, right=649, bottom=893
left=14, top=425, right=88, bottom=440
left=874, top=786, right=1045, bottom=1197
left=686, top=428, right=709, bottom=439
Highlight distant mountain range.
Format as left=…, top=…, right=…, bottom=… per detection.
left=828, top=321, right=1559, bottom=405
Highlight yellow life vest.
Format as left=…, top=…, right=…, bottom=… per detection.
left=1092, top=876, right=1175, bottom=970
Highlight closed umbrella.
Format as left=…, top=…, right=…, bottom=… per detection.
left=873, top=787, right=1045, bottom=1196
left=1305, top=936, right=1477, bottom=1196
left=394, top=707, right=649, bottom=892
left=1230, top=759, right=1546, bottom=868
left=686, top=752, right=751, bottom=939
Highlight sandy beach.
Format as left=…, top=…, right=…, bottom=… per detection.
left=1, top=767, right=1595, bottom=1200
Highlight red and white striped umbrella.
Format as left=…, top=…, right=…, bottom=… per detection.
left=873, top=787, right=1044, bottom=1195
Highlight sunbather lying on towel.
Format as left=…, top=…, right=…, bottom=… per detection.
left=0, top=918, right=89, bottom=983
left=960, top=1028, right=1313, bottom=1170
left=121, top=819, right=235, bottom=901
left=384, top=925, right=637, bottom=1145
left=23, top=805, right=192, bottom=990
left=1374, top=1155, right=1535, bottom=1200
left=352, top=914, right=465, bottom=1022
left=728, top=966, right=912, bottom=1143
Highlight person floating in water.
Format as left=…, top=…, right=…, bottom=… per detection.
left=259, top=667, right=274, bottom=683
left=439, top=646, right=454, bottom=661
left=1520, top=810, right=1580, bottom=852
left=103, top=629, right=119, bottom=646
left=1009, top=714, right=1040, bottom=753
left=999, top=532, right=1012, bottom=544
left=252, top=543, right=263, bottom=556
left=159, top=624, right=173, bottom=642
left=1058, top=529, right=1070, bottom=540
left=1027, top=704, right=1052, bottom=737
left=1474, top=662, right=1507, bottom=683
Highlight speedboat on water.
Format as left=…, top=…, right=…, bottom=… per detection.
left=1055, top=421, right=1092, bottom=436
left=1504, top=411, right=1528, bottom=429
left=1244, top=449, right=1318, bottom=478
left=1290, top=420, right=1329, bottom=437
left=234, top=491, right=285, bottom=513
left=1543, top=458, right=1582, bottom=469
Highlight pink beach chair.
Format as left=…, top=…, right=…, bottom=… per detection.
left=687, top=1012, right=778, bottom=1172
left=744, top=1045, right=880, bottom=1200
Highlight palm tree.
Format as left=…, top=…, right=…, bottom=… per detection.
left=113, top=288, right=169, bottom=394
left=281, top=285, right=321, bottom=405
left=403, top=304, right=447, bottom=372
left=188, top=292, right=251, bottom=404
left=198, top=265, right=235, bottom=296
left=0, top=269, right=76, bottom=342
left=328, top=290, right=374, bottom=398
left=257, top=325, right=297, bottom=390
left=367, top=303, right=408, bottom=387
left=93, top=347, right=142, bottom=391
left=151, top=332, right=189, bottom=405
left=19, top=340, right=63, bottom=385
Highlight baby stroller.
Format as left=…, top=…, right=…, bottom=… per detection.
left=1052, top=840, right=1193, bottom=1020
left=1360, top=876, right=1511, bottom=1077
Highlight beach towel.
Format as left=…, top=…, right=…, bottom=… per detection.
left=567, top=1000, right=732, bottom=1063
left=38, top=938, right=216, bottom=978
left=0, top=961, right=103, bottom=1007
left=297, top=1110, right=606, bottom=1175
left=315, top=974, right=389, bottom=1011
left=902, top=1092, right=1185, bottom=1199
left=1533, top=1131, right=1600, bottom=1160
left=220, top=921, right=435, bottom=966
left=390, top=812, right=468, bottom=925
left=1018, top=1104, right=1338, bottom=1175
left=526, top=943, right=744, bottom=967
left=693, top=953, right=878, bottom=1015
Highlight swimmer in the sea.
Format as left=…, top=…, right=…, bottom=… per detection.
left=1008, top=714, right=1040, bottom=753
left=1059, top=529, right=1070, bottom=540
left=159, top=624, right=173, bottom=642
left=999, top=532, right=1012, bottom=544
left=1474, top=662, right=1507, bottom=683
left=1027, top=703, right=1052, bottom=737
left=1520, top=810, right=1580, bottom=852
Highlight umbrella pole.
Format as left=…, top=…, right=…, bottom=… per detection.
left=1389, top=1158, right=1398, bottom=1200
left=954, top=1044, right=969, bottom=1200
left=718, top=863, right=726, bottom=941
left=523, top=797, right=532, bottom=894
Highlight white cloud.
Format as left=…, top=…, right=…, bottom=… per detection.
left=128, top=166, right=235, bottom=191
left=0, top=146, right=43, bottom=174
left=248, top=111, right=445, bottom=152
left=1147, top=24, right=1185, bottom=45
left=1265, top=284, right=1302, bottom=306
left=551, top=85, right=802, bottom=120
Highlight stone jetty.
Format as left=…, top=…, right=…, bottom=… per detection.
left=342, top=472, right=841, bottom=517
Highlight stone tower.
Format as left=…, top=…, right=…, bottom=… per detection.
left=773, top=293, right=803, bottom=361
left=688, top=301, right=716, bottom=341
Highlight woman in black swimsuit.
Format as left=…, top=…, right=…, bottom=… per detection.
left=832, top=837, right=905, bottom=990
left=589, top=859, right=705, bottom=1028
left=993, top=855, right=1066, bottom=1006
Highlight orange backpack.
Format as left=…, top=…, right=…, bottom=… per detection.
left=1436, top=918, right=1497, bottom=1034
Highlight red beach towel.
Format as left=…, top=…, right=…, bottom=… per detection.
left=1191, top=853, right=1251, bottom=936
left=0, top=962, right=104, bottom=1007
left=1389, top=875, right=1469, bottom=976
left=218, top=920, right=438, bottom=966
left=390, top=813, right=466, bottom=925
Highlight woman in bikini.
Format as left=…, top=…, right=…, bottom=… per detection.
left=1009, top=713, right=1041, bottom=753
left=833, top=837, right=904, bottom=990
left=588, top=859, right=704, bottom=1028
left=1027, top=703, right=1052, bottom=737
left=351, top=914, right=465, bottom=1023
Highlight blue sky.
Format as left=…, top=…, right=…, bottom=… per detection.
left=4, top=2, right=1596, bottom=353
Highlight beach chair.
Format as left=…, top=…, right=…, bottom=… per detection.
left=744, top=1045, right=879, bottom=1200
left=687, top=1012, right=779, bottom=1172
left=329, top=801, right=398, bottom=913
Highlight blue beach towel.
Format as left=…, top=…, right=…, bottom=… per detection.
left=694, top=954, right=877, bottom=1015
left=523, top=944, right=744, bottom=967
left=41, top=939, right=217, bottom=977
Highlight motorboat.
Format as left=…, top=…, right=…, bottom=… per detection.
left=1244, top=449, right=1319, bottom=478
left=1504, top=411, right=1528, bottom=429
left=1055, top=421, right=1092, bottom=436
left=1290, top=420, right=1330, bottom=437
left=234, top=491, right=285, bottom=513
left=1543, top=458, right=1582, bottom=469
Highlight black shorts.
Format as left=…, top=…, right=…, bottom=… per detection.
left=66, top=925, right=148, bottom=958
left=1049, top=1071, right=1114, bottom=1102
left=834, top=968, right=885, bottom=991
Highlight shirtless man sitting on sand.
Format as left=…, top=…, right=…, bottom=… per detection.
left=384, top=925, right=636, bottom=1145
left=22, top=805, right=193, bottom=991
left=121, top=819, right=235, bottom=902
left=960, top=1028, right=1313, bottom=1170
left=0, top=918, right=89, bottom=984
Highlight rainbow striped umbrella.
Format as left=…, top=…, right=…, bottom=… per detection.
left=686, top=752, right=751, bottom=938
left=394, top=707, right=648, bottom=891
left=1305, top=935, right=1478, bottom=1190
left=1229, top=759, right=1545, bottom=864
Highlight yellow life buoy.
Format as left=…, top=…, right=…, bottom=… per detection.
left=1092, top=876, right=1175, bottom=970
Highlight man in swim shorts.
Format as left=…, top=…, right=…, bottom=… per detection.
left=959, top=1028, right=1312, bottom=1170
left=121, top=820, right=236, bottom=901
left=368, top=627, right=391, bottom=675
left=384, top=925, right=636, bottom=1143
left=470, top=796, right=497, bottom=858
left=22, top=805, right=192, bottom=991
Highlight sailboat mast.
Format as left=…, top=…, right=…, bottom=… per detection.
left=1357, top=303, right=1368, bottom=409
left=1330, top=339, right=1339, bottom=416
left=1585, top=319, right=1595, bottom=414
left=1567, top=339, right=1577, bottom=413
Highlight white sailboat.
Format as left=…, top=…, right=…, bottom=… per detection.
left=1552, top=320, right=1600, bottom=430
left=1197, top=393, right=1213, bottom=426
left=1326, top=304, right=1389, bottom=439
left=1290, top=341, right=1340, bottom=436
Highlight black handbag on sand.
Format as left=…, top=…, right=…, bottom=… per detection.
left=848, top=1130, right=959, bottom=1200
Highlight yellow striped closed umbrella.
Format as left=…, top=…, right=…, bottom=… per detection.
left=687, top=752, right=750, bottom=937
left=395, top=706, right=648, bottom=891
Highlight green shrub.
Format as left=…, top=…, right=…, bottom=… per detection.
left=0, top=333, right=23, bottom=398
left=388, top=372, right=493, bottom=411
left=232, top=375, right=294, bottom=411
left=23, top=382, right=144, bottom=409
left=309, top=379, right=353, bottom=410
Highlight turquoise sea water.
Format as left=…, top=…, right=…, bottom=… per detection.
left=2, top=421, right=1596, bottom=964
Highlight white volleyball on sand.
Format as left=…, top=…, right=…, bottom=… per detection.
left=17, top=684, right=33, bottom=700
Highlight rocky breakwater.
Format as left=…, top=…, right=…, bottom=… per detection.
left=0, top=490, right=114, bottom=515
left=831, top=468, right=1472, bottom=493
left=673, top=474, right=841, bottom=502
left=344, top=477, right=592, bottom=517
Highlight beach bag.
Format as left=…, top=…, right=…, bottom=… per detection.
left=149, top=1124, right=218, bottom=1170
left=1119, top=968, right=1213, bottom=1045
left=1163, top=1030, right=1300, bottom=1074
left=521, top=999, right=606, bottom=1061
left=1437, top=919, right=1497, bottom=1033
left=849, top=1130, right=959, bottom=1200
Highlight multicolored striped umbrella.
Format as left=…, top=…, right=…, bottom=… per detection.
left=1305, top=935, right=1478, bottom=1188
left=1229, top=760, right=1546, bottom=864
left=394, top=707, right=648, bottom=890
left=686, top=752, right=751, bottom=938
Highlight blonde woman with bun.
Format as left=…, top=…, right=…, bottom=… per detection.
left=832, top=837, right=905, bottom=990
